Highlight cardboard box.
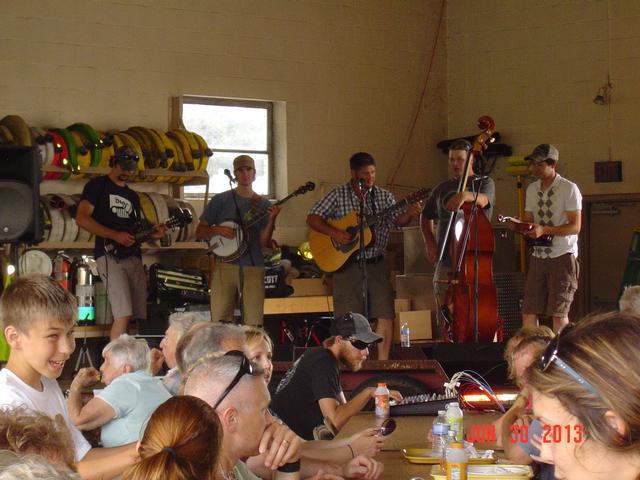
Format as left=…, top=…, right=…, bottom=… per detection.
left=395, top=274, right=437, bottom=310
left=393, top=309, right=433, bottom=341
left=394, top=298, right=412, bottom=313
left=290, top=278, right=331, bottom=297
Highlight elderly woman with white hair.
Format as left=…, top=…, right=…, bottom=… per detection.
left=149, top=312, right=209, bottom=395
left=67, top=334, right=171, bottom=448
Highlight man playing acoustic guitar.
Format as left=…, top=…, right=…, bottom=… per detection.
left=307, top=152, right=421, bottom=360
left=196, top=155, right=281, bottom=326
left=76, top=146, right=167, bottom=340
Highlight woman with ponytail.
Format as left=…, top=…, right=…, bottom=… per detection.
left=123, top=395, right=221, bottom=480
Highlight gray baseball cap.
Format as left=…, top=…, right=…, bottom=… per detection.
left=525, top=144, right=559, bottom=164
left=330, top=312, right=383, bottom=344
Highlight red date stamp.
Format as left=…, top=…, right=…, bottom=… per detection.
left=510, top=424, right=583, bottom=444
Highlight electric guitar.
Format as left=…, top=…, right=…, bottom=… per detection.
left=104, top=208, right=193, bottom=259
left=308, top=187, right=431, bottom=272
left=208, top=182, right=315, bottom=262
left=496, top=214, right=554, bottom=247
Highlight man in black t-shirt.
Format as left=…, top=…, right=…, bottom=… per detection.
left=76, top=146, right=165, bottom=340
left=270, top=312, right=402, bottom=440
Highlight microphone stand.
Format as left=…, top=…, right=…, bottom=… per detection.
left=357, top=182, right=370, bottom=319
left=227, top=176, right=256, bottom=325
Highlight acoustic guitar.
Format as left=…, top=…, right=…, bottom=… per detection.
left=208, top=182, right=315, bottom=262
left=496, top=214, right=553, bottom=247
left=104, top=208, right=192, bottom=259
left=308, top=188, right=430, bottom=272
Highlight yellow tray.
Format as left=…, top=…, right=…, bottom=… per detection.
left=402, top=448, right=495, bottom=465
left=430, top=465, right=533, bottom=479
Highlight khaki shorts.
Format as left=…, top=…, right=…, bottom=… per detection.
left=522, top=253, right=579, bottom=317
left=211, top=262, right=265, bottom=326
left=333, top=258, right=395, bottom=320
left=96, top=255, right=147, bottom=320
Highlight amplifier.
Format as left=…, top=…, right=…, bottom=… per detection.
left=149, top=263, right=209, bottom=304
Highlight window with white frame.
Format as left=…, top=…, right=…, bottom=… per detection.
left=182, top=97, right=273, bottom=197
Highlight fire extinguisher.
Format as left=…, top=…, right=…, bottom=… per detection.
left=52, top=251, right=72, bottom=291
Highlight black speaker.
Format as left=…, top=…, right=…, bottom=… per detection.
left=0, top=146, right=43, bottom=243
left=425, top=342, right=508, bottom=386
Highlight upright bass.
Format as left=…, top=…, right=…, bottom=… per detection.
left=440, top=116, right=500, bottom=343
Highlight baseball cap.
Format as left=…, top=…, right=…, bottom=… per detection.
left=113, top=146, right=139, bottom=172
left=330, top=312, right=383, bottom=344
left=233, top=155, right=255, bottom=170
left=525, top=144, right=559, bottom=164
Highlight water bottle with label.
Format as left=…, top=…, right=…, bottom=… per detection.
left=400, top=322, right=411, bottom=347
left=431, top=410, right=449, bottom=457
left=446, top=402, right=464, bottom=442
left=445, top=441, right=468, bottom=480
left=374, top=382, right=390, bottom=418
left=440, top=429, right=458, bottom=470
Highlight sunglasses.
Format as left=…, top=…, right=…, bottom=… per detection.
left=348, top=337, right=373, bottom=350
left=540, top=324, right=601, bottom=399
left=212, top=350, right=254, bottom=410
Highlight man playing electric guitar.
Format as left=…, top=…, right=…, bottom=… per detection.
left=195, top=155, right=281, bottom=326
left=76, top=146, right=167, bottom=340
left=307, top=152, right=421, bottom=360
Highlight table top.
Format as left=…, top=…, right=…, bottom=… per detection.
left=376, top=450, right=434, bottom=479
left=339, top=411, right=503, bottom=451
left=339, top=411, right=505, bottom=479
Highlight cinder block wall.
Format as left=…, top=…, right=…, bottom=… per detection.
left=447, top=0, right=640, bottom=217
left=1, top=1, right=447, bottom=246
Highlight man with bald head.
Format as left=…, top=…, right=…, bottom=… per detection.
left=185, top=352, right=383, bottom=480
left=196, top=155, right=281, bottom=325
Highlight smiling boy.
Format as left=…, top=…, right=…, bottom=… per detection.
left=0, top=275, right=137, bottom=479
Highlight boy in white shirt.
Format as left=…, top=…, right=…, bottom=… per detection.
left=0, top=274, right=137, bottom=479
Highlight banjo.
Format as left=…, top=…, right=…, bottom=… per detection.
left=208, top=182, right=315, bottom=262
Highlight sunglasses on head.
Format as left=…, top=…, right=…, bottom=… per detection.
left=348, top=337, right=373, bottom=350
left=212, top=350, right=254, bottom=410
left=540, top=323, right=602, bottom=399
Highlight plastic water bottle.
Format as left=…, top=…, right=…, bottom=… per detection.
left=374, top=383, right=390, bottom=418
left=445, top=441, right=468, bottom=480
left=400, top=322, right=411, bottom=347
left=440, top=430, right=457, bottom=470
left=446, top=402, right=464, bottom=442
left=431, top=410, right=449, bottom=457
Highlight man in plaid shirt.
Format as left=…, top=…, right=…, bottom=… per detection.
left=307, top=152, right=421, bottom=360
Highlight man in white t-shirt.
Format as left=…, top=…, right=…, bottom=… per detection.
left=521, top=144, right=582, bottom=332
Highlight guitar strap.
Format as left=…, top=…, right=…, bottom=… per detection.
left=369, top=187, right=377, bottom=245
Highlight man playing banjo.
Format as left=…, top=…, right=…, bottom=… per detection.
left=196, top=155, right=281, bottom=325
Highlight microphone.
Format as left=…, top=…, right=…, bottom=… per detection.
left=358, top=178, right=369, bottom=191
left=223, top=169, right=237, bottom=184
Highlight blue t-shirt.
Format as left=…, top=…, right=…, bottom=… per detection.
left=97, top=370, right=171, bottom=447
left=200, top=190, right=271, bottom=266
